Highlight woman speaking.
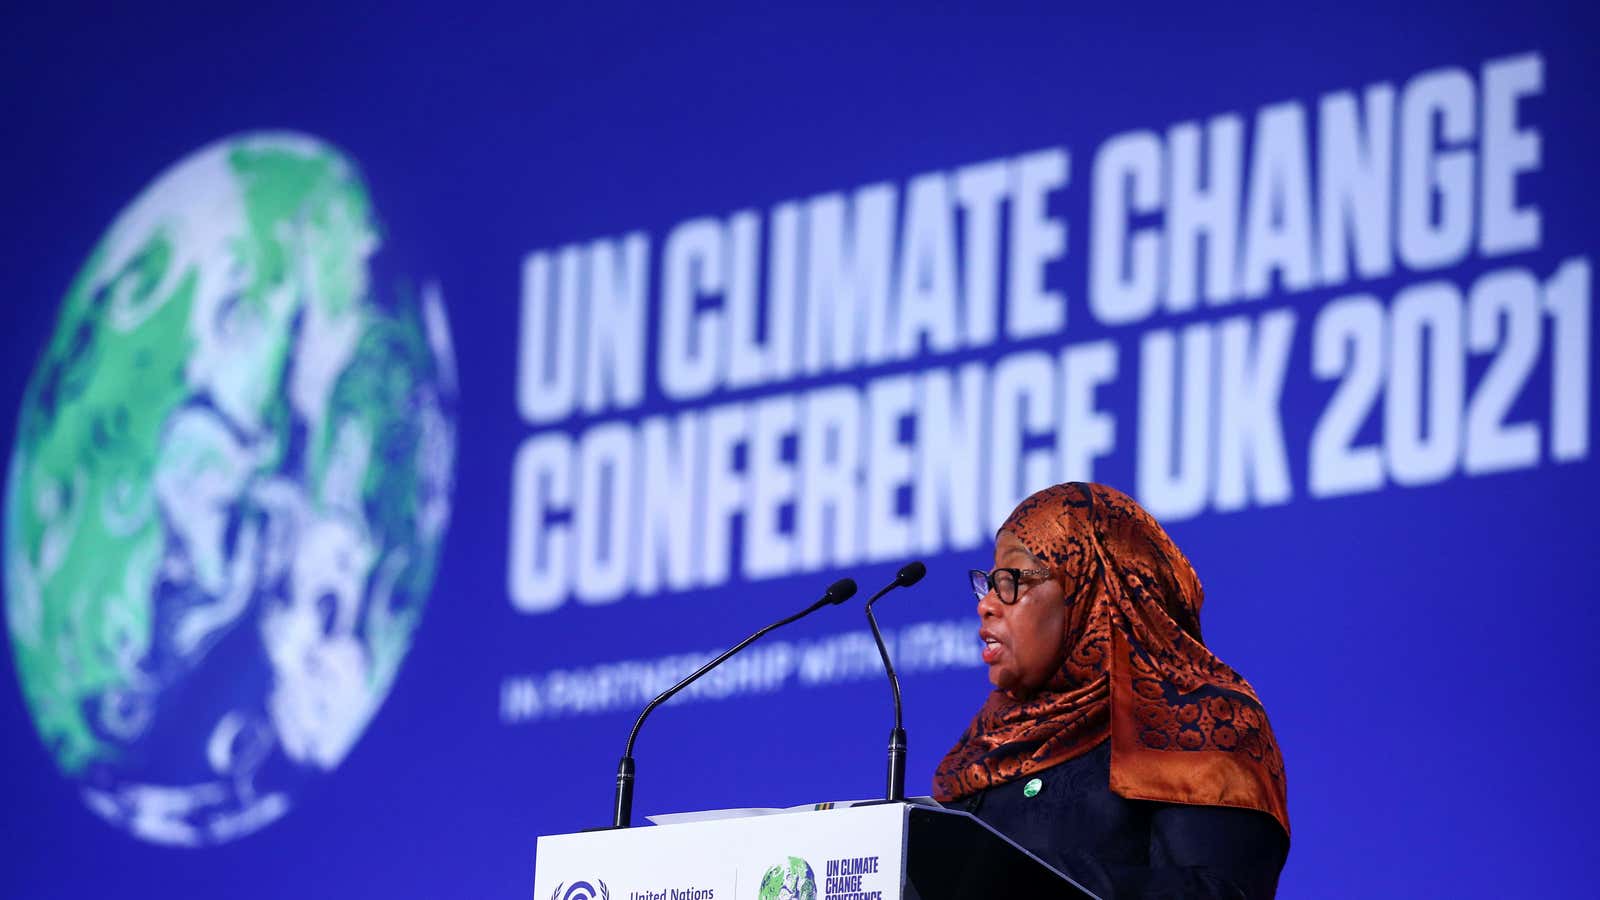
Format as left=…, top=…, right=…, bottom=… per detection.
left=934, top=482, right=1289, bottom=898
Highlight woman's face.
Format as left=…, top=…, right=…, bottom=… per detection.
left=978, top=530, right=1067, bottom=697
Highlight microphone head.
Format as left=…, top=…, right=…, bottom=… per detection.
left=895, top=561, right=927, bottom=587
left=825, top=578, right=858, bottom=604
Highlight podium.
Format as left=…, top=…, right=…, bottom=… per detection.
left=534, top=802, right=1100, bottom=899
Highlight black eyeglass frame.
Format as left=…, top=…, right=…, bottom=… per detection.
left=969, top=567, right=1053, bottom=605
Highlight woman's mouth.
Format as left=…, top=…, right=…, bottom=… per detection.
left=980, top=631, right=1002, bottom=664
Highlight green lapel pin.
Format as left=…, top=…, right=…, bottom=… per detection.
left=1023, top=777, right=1043, bottom=798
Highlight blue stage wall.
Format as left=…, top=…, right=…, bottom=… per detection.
left=2, top=4, right=1596, bottom=897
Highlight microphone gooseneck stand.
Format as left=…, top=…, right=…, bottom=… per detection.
left=864, top=561, right=926, bottom=803
left=610, top=577, right=859, bottom=828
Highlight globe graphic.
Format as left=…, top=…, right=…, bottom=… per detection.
left=758, top=857, right=818, bottom=900
left=3, top=133, right=457, bottom=846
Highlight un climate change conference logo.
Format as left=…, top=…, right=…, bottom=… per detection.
left=3, top=133, right=457, bottom=845
left=759, top=858, right=817, bottom=900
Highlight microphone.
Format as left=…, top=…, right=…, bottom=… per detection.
left=610, top=577, right=858, bottom=828
left=864, top=561, right=926, bottom=803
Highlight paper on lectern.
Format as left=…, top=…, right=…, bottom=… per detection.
left=646, top=796, right=942, bottom=825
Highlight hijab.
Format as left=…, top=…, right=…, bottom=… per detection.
left=932, top=482, right=1289, bottom=837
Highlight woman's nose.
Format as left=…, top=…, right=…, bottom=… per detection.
left=976, top=587, right=1003, bottom=619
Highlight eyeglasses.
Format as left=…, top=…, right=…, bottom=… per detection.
left=969, top=568, right=1052, bottom=605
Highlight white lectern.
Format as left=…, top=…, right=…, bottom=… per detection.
left=534, top=803, right=1099, bottom=899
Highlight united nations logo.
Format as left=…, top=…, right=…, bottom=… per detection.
left=3, top=132, right=457, bottom=846
left=553, top=880, right=610, bottom=900
left=758, top=857, right=817, bottom=900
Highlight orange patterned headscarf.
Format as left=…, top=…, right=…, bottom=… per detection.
left=932, top=482, right=1289, bottom=837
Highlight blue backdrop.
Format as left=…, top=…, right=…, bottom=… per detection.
left=3, top=4, right=1597, bottom=897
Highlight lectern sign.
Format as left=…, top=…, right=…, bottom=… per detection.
left=533, top=805, right=905, bottom=900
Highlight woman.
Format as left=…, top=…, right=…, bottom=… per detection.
left=934, top=482, right=1289, bottom=899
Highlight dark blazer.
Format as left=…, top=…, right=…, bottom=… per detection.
left=946, top=740, right=1288, bottom=899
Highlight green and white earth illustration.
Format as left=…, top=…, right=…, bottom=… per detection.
left=758, top=857, right=818, bottom=900
left=3, top=133, right=457, bottom=846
